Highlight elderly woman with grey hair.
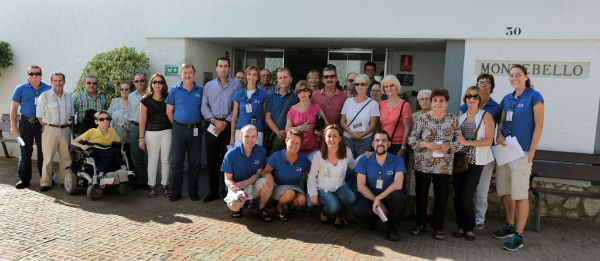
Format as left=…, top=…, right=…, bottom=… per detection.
left=339, top=74, right=380, bottom=158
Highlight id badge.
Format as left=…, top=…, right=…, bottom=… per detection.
left=193, top=127, right=198, bottom=137
left=506, top=111, right=513, bottom=122
left=245, top=103, right=253, bottom=113
left=376, top=178, right=383, bottom=189
left=352, top=122, right=362, bottom=130
left=34, top=98, right=38, bottom=106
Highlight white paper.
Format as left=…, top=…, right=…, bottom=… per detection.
left=206, top=124, right=218, bottom=137
left=376, top=206, right=388, bottom=222
left=17, top=136, right=26, bottom=146
left=432, top=141, right=444, bottom=158
left=491, top=136, right=525, bottom=166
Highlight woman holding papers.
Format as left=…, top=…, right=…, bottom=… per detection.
left=492, top=64, right=544, bottom=252
left=408, top=88, right=462, bottom=240
left=453, top=86, right=494, bottom=241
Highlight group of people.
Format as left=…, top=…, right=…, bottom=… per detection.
left=11, top=60, right=543, bottom=250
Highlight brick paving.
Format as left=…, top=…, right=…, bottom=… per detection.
left=0, top=158, right=599, bottom=261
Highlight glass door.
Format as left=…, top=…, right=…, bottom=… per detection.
left=327, top=48, right=373, bottom=84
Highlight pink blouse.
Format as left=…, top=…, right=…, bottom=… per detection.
left=379, top=99, right=413, bottom=145
left=287, top=103, right=321, bottom=154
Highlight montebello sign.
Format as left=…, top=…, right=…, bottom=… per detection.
left=476, top=60, right=590, bottom=79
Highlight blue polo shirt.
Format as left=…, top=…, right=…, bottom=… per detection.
left=221, top=144, right=266, bottom=183
left=500, top=88, right=544, bottom=151
left=355, top=153, right=406, bottom=195
left=267, top=149, right=311, bottom=185
left=460, top=98, right=502, bottom=124
left=266, top=89, right=299, bottom=130
left=11, top=82, right=52, bottom=118
left=165, top=82, right=204, bottom=124
left=232, top=88, right=269, bottom=131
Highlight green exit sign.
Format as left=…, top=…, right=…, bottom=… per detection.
left=165, top=65, right=179, bottom=75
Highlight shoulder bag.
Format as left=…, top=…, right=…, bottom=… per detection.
left=453, top=112, right=486, bottom=174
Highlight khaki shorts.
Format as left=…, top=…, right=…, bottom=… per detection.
left=224, top=177, right=267, bottom=207
left=495, top=155, right=532, bottom=200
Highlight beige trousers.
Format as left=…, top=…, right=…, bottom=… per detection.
left=40, top=126, right=72, bottom=186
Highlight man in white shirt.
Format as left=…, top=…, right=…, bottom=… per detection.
left=128, top=73, right=148, bottom=189
left=36, top=73, right=74, bottom=192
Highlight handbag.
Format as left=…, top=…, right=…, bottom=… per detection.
left=453, top=112, right=486, bottom=174
left=315, top=113, right=326, bottom=131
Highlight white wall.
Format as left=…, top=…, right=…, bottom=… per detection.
left=185, top=40, right=232, bottom=85
left=462, top=39, right=600, bottom=153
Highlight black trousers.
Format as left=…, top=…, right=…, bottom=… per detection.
left=352, top=191, right=406, bottom=231
left=415, top=171, right=450, bottom=231
left=204, top=123, right=230, bottom=195
left=92, top=147, right=123, bottom=173
left=170, top=123, right=202, bottom=197
left=453, top=164, right=483, bottom=231
left=18, top=117, right=43, bottom=184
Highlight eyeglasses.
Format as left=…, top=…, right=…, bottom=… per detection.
left=152, top=80, right=165, bottom=84
left=477, top=81, right=491, bottom=86
left=86, top=82, right=98, bottom=85
left=322, top=75, right=336, bottom=79
left=465, top=94, right=480, bottom=100
left=354, top=82, right=368, bottom=87
left=28, top=72, right=42, bottom=76
left=120, top=88, right=130, bottom=91
left=346, top=79, right=355, bottom=83
left=97, top=117, right=112, bottom=122
left=134, top=79, right=146, bottom=83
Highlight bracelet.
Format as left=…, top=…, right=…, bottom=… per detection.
left=297, top=125, right=302, bottom=131
left=138, top=137, right=144, bottom=141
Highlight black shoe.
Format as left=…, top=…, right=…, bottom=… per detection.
left=386, top=229, right=401, bottom=241
left=40, top=186, right=51, bottom=192
left=169, top=194, right=182, bottom=202
left=15, top=181, right=29, bottom=189
left=189, top=194, right=200, bottom=201
left=203, top=193, right=220, bottom=203
left=52, top=180, right=55, bottom=186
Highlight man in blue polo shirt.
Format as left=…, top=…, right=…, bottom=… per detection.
left=10, top=65, right=52, bottom=189
left=222, top=125, right=271, bottom=221
left=459, top=73, right=502, bottom=230
left=261, top=129, right=311, bottom=222
left=265, top=67, right=298, bottom=155
left=202, top=57, right=242, bottom=202
left=165, top=62, right=204, bottom=202
left=353, top=130, right=406, bottom=241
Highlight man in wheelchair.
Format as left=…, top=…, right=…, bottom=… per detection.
left=71, top=110, right=127, bottom=178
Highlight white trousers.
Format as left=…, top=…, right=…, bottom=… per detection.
left=474, top=160, right=495, bottom=224
left=145, top=129, right=171, bottom=186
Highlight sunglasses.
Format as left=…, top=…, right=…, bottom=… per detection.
left=28, top=72, right=42, bottom=76
left=465, top=94, right=480, bottom=100
left=86, top=81, right=98, bottom=85
left=120, top=88, right=130, bottom=91
left=322, top=75, right=336, bottom=79
left=295, top=88, right=311, bottom=94
left=346, top=79, right=355, bottom=83
left=152, top=80, right=165, bottom=84
left=134, top=79, right=146, bottom=83
left=97, top=117, right=112, bottom=122
left=354, top=82, right=368, bottom=87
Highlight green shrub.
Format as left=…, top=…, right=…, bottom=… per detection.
left=0, top=41, right=14, bottom=76
left=75, top=46, right=150, bottom=106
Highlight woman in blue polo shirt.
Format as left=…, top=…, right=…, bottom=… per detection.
left=261, top=129, right=311, bottom=222
left=493, top=64, right=544, bottom=252
left=230, top=66, right=268, bottom=146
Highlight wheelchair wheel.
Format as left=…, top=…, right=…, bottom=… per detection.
left=118, top=182, right=129, bottom=196
left=64, top=167, right=79, bottom=195
left=87, top=185, right=103, bottom=200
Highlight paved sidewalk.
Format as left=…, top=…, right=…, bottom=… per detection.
left=0, top=158, right=598, bottom=261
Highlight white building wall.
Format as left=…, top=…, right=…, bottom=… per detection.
left=462, top=39, right=600, bottom=153
left=184, top=40, right=232, bottom=85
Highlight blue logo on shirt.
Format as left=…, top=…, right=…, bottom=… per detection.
left=296, top=167, right=302, bottom=172
left=517, top=103, right=524, bottom=108
left=254, top=160, right=260, bottom=165
left=387, top=170, right=394, bottom=176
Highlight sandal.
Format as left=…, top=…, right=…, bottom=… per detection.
left=162, top=185, right=171, bottom=198
left=464, top=231, right=475, bottom=241
left=147, top=187, right=156, bottom=198
left=320, top=212, right=331, bottom=225
left=231, top=210, right=242, bottom=218
left=256, top=209, right=272, bottom=222
left=452, top=230, right=465, bottom=238
left=409, top=225, right=425, bottom=236
left=333, top=217, right=344, bottom=229
left=277, top=211, right=288, bottom=222
left=433, top=230, right=446, bottom=240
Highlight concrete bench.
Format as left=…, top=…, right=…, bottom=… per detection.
left=528, top=150, right=600, bottom=231
left=0, top=114, right=17, bottom=158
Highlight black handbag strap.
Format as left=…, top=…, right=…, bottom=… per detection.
left=275, top=93, right=294, bottom=127
left=348, top=99, right=372, bottom=127
left=390, top=100, right=407, bottom=140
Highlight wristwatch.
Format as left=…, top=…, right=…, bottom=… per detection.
left=210, top=118, right=215, bottom=124
left=401, top=145, right=407, bottom=150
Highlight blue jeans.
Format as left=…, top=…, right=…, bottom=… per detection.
left=318, top=185, right=356, bottom=218
left=170, top=123, right=202, bottom=197
left=18, top=117, right=43, bottom=184
left=128, top=124, right=147, bottom=185
left=343, top=135, right=372, bottom=158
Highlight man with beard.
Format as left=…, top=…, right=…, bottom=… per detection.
left=353, top=130, right=406, bottom=241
